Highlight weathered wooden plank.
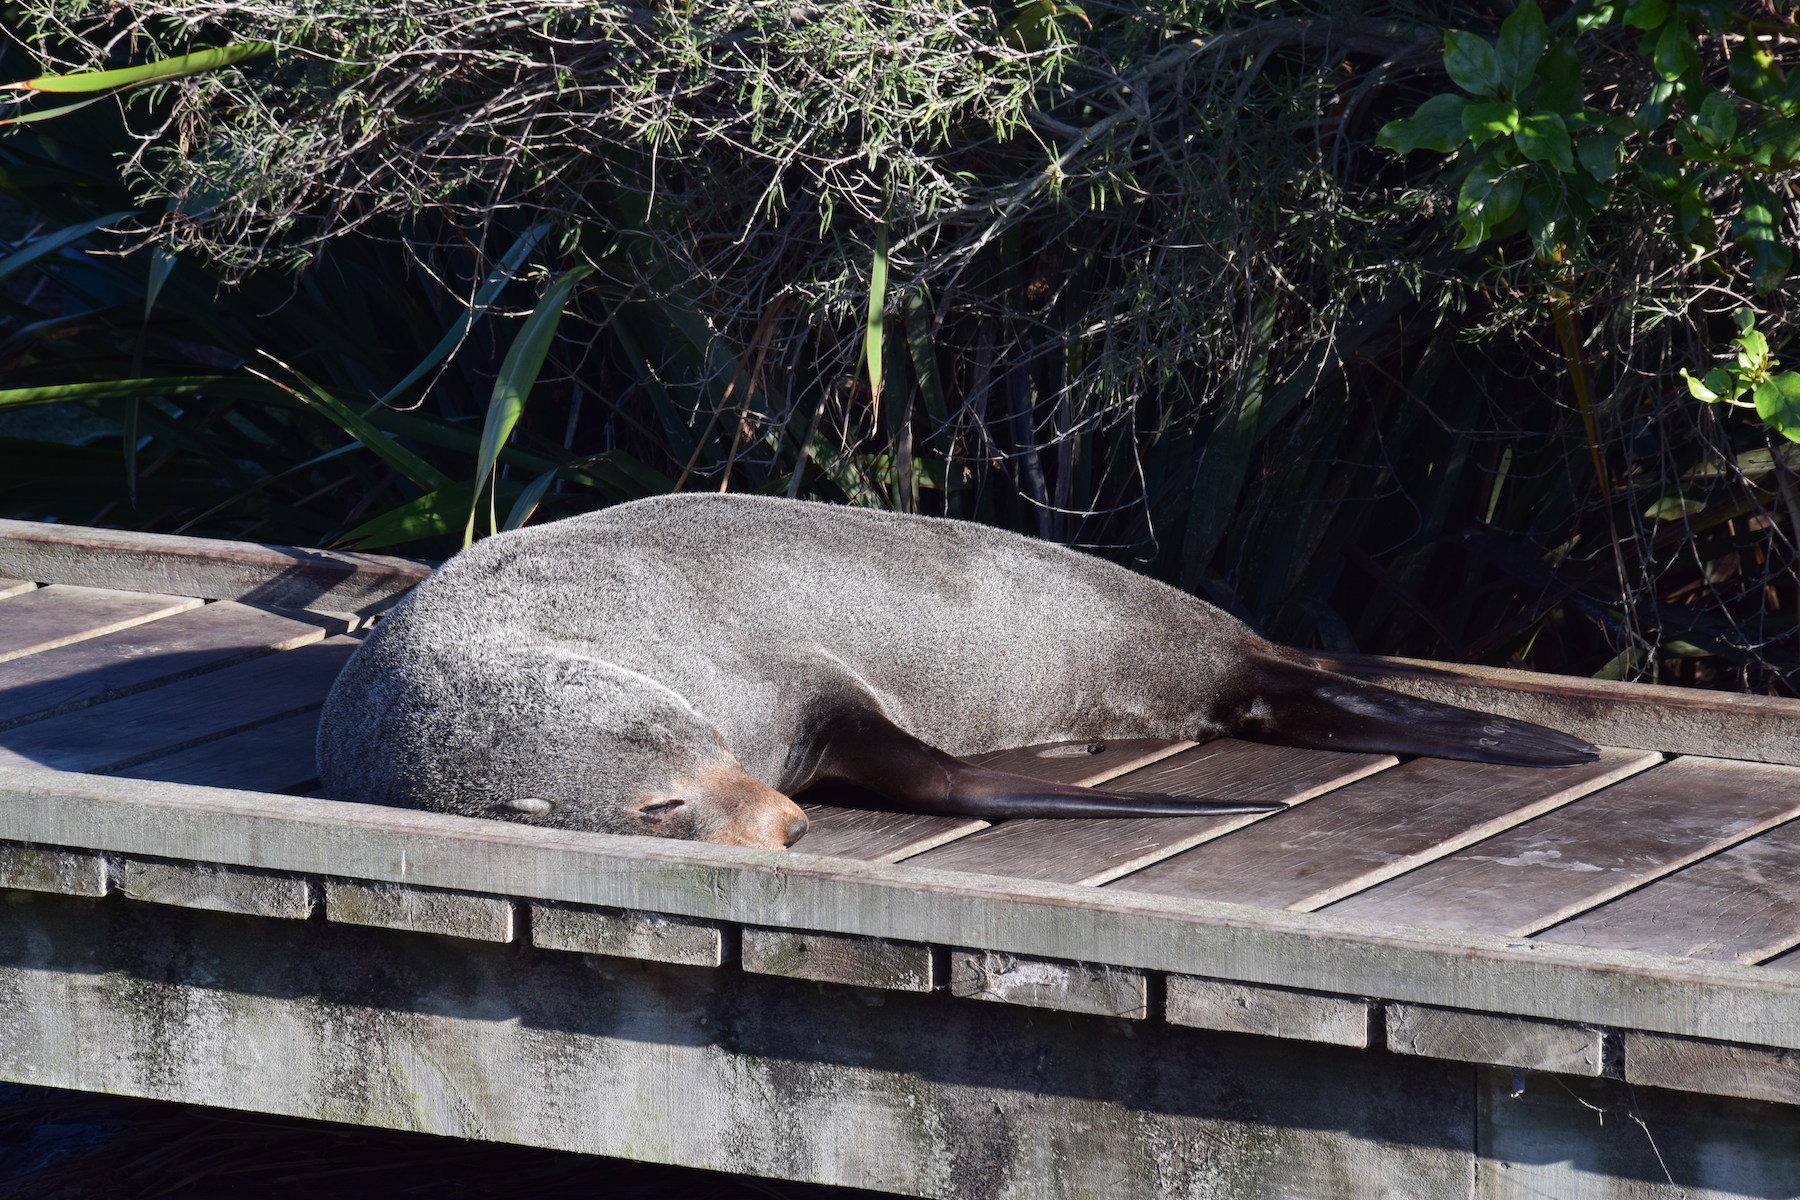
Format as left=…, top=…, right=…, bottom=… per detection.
left=1323, top=756, right=1800, bottom=937
left=1106, top=748, right=1658, bottom=912
left=793, top=803, right=988, bottom=862
left=790, top=739, right=1191, bottom=863
left=1621, top=1031, right=1800, bottom=1105
left=1321, top=650, right=1800, bottom=769
left=743, top=928, right=938, bottom=991
left=1387, top=1004, right=1606, bottom=1075
left=1164, top=975, right=1373, bottom=1047
left=0, top=578, right=35, bottom=599
left=113, top=710, right=324, bottom=793
left=326, top=879, right=515, bottom=942
left=904, top=740, right=1395, bottom=885
left=0, top=635, right=358, bottom=774
left=7, top=767, right=1800, bottom=1051
left=1537, top=821, right=1800, bottom=963
left=530, top=900, right=727, bottom=967
left=0, top=841, right=106, bottom=897
left=111, top=855, right=313, bottom=919
left=0, top=601, right=348, bottom=731
left=949, top=950, right=1148, bottom=1018
left=0, top=519, right=432, bottom=615
left=0, top=584, right=200, bottom=663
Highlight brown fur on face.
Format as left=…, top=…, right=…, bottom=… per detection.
left=632, top=764, right=809, bottom=849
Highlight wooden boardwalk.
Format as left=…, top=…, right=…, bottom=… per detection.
left=4, top=517, right=1800, bottom=1198
left=5, top=530, right=1800, bottom=972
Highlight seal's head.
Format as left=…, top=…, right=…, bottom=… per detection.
left=318, top=637, right=809, bottom=850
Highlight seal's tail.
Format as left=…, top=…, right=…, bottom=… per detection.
left=1237, top=654, right=1600, bottom=767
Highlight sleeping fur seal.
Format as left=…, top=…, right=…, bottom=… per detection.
left=317, top=494, right=1598, bottom=849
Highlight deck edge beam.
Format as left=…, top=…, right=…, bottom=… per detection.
left=0, top=519, right=432, bottom=616
left=5, top=770, right=1800, bottom=1052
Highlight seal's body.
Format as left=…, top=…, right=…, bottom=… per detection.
left=318, top=494, right=1597, bottom=848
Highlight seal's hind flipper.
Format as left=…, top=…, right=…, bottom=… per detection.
left=1238, top=654, right=1600, bottom=766
left=806, top=708, right=1280, bottom=819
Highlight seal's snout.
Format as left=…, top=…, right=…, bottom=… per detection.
left=677, top=764, right=809, bottom=850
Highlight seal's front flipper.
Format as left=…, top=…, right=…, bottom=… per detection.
left=1238, top=653, right=1600, bottom=766
left=806, top=709, right=1280, bottom=819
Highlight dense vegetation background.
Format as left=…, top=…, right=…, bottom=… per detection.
left=2, top=0, right=1798, bottom=692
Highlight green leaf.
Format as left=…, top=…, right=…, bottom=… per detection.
left=260, top=368, right=453, bottom=493
left=500, top=468, right=559, bottom=532
left=1376, top=93, right=1468, bottom=154
left=1463, top=100, right=1522, bottom=143
left=0, top=94, right=113, bottom=126
left=1749, top=116, right=1800, bottom=167
left=1621, top=0, right=1668, bottom=27
left=5, top=44, right=272, bottom=94
left=1732, top=182, right=1793, bottom=295
left=863, top=225, right=889, bottom=408
left=1444, top=30, right=1503, bottom=97
left=1729, top=41, right=1783, bottom=104
left=1514, top=112, right=1573, bottom=172
left=1495, top=2, right=1547, bottom=94
left=1679, top=366, right=1721, bottom=401
left=1691, top=89, right=1738, bottom=147
left=1652, top=20, right=1700, bottom=82
left=0, top=209, right=136, bottom=284
left=1576, top=131, right=1622, bottom=181
left=1754, top=373, right=1800, bottom=442
left=1536, top=38, right=1585, bottom=114
left=0, top=376, right=233, bottom=407
left=466, top=263, right=593, bottom=544
left=1637, top=78, right=1676, bottom=130
left=1644, top=494, right=1706, bottom=519
left=1576, top=0, right=1621, bottom=31
left=1458, top=155, right=1525, bottom=247
left=1521, top=175, right=1562, bottom=256
left=340, top=480, right=493, bottom=549
left=1737, top=328, right=1771, bottom=368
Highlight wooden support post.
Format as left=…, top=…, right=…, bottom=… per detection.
left=530, top=901, right=727, bottom=967
left=741, top=928, right=937, bottom=991
left=0, top=841, right=106, bottom=897
left=112, top=855, right=314, bottom=919
left=1388, top=1003, right=1607, bottom=1075
left=326, top=880, right=515, bottom=942
left=1165, top=975, right=1373, bottom=1047
left=1621, top=1031, right=1800, bottom=1106
left=949, top=949, right=1149, bottom=1018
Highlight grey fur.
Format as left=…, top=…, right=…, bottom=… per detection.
left=317, top=493, right=1594, bottom=847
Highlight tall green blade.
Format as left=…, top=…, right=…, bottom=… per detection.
left=6, top=44, right=272, bottom=94
left=466, top=264, right=592, bottom=544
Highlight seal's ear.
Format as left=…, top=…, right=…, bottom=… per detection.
left=500, top=797, right=556, bottom=815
